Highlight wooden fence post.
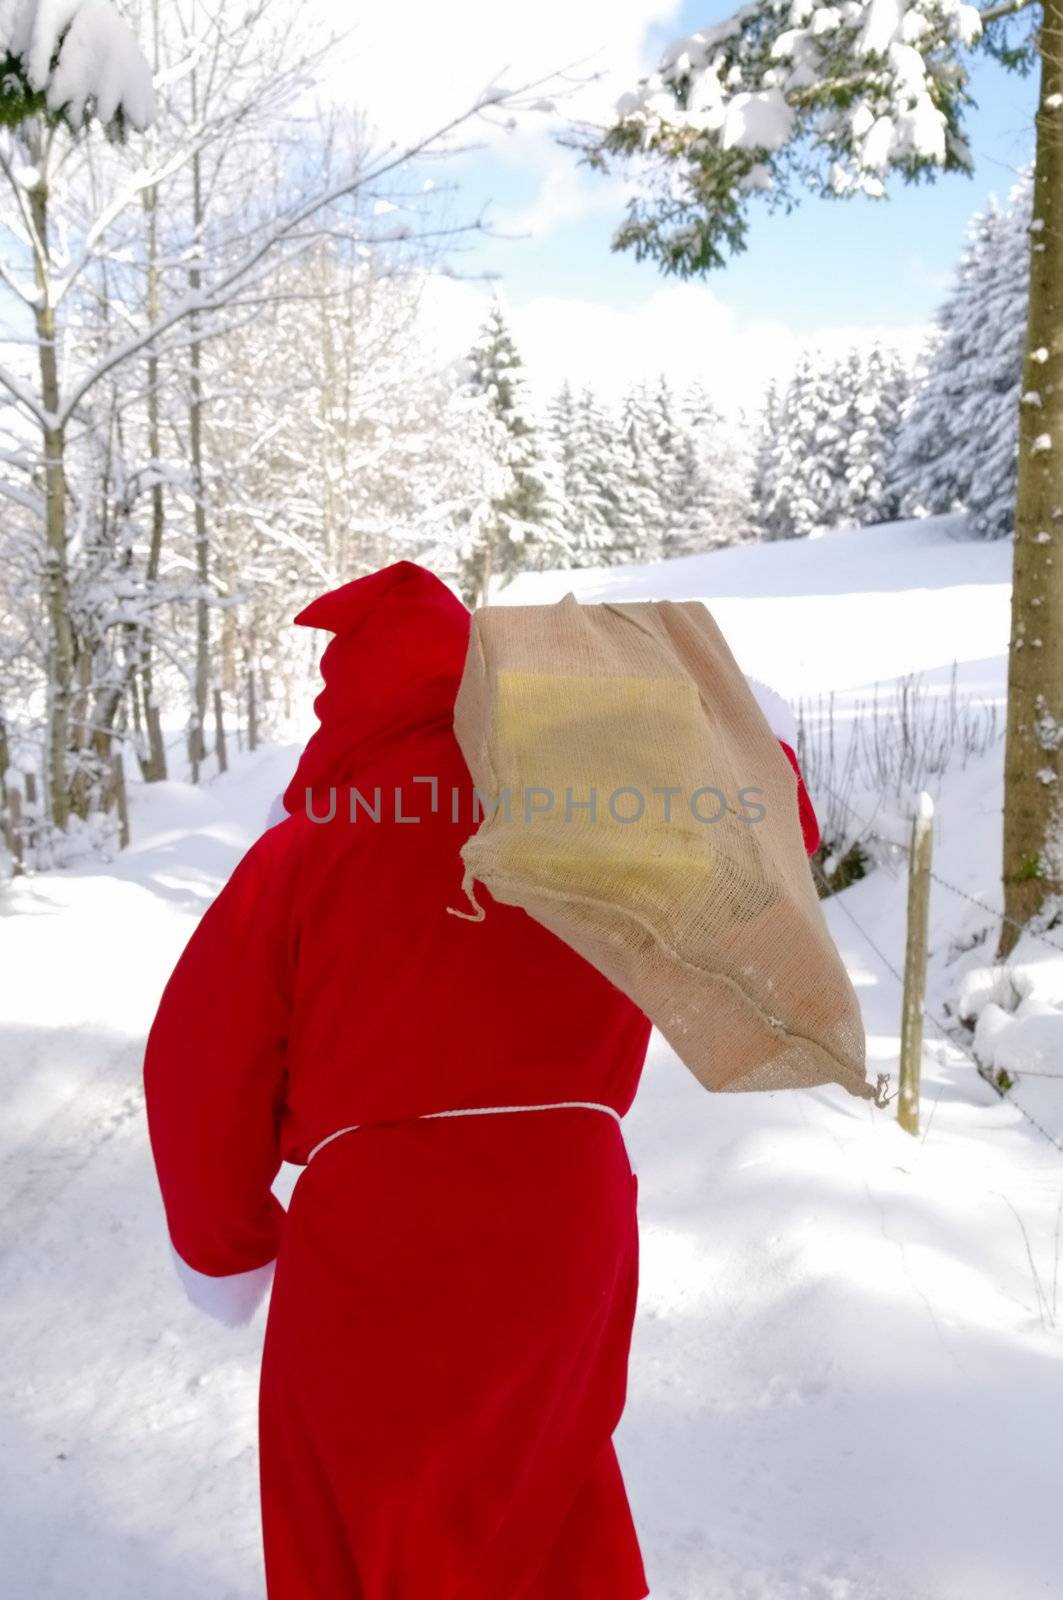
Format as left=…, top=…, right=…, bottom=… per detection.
left=898, top=790, right=934, bottom=1136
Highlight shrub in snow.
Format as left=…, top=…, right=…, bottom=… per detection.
left=955, top=932, right=1063, bottom=1088
left=797, top=666, right=1003, bottom=890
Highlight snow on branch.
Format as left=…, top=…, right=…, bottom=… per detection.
left=585, top=0, right=991, bottom=276
left=0, top=0, right=155, bottom=134
left=54, top=74, right=564, bottom=424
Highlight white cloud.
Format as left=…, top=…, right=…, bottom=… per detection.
left=417, top=275, right=931, bottom=415
left=487, top=140, right=632, bottom=241
left=310, top=0, right=680, bottom=150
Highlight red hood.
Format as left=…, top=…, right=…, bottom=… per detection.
left=281, top=561, right=471, bottom=814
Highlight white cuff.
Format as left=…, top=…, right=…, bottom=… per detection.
left=744, top=673, right=798, bottom=749
left=170, top=1242, right=276, bottom=1327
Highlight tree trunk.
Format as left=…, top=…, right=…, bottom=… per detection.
left=187, top=86, right=209, bottom=783
left=478, top=532, right=495, bottom=609
left=213, top=686, right=228, bottom=774
left=139, top=60, right=168, bottom=786
left=247, top=661, right=259, bottom=753
left=110, top=751, right=131, bottom=850
left=29, top=166, right=74, bottom=833
left=0, top=716, right=20, bottom=875
left=999, top=0, right=1063, bottom=957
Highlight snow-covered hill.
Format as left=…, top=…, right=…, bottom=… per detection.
left=3, top=518, right=1062, bottom=1600
left=498, top=510, right=1010, bottom=698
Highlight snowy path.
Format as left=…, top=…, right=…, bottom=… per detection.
left=5, top=516, right=1063, bottom=1598
left=3, top=743, right=1062, bottom=1600
left=1, top=747, right=302, bottom=1600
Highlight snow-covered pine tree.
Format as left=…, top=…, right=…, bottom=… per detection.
left=845, top=342, right=909, bottom=527
left=892, top=166, right=1031, bottom=540
left=462, top=300, right=567, bottom=597
left=647, top=374, right=689, bottom=557
left=680, top=379, right=756, bottom=550
left=579, top=387, right=632, bottom=565
left=756, top=344, right=906, bottom=539
left=890, top=184, right=1028, bottom=532
left=790, top=350, right=850, bottom=536
left=547, top=379, right=578, bottom=494
left=615, top=381, right=667, bottom=562
left=547, top=384, right=624, bottom=567
left=750, top=379, right=783, bottom=539
left=755, top=351, right=839, bottom=539
left=966, top=171, right=1031, bottom=538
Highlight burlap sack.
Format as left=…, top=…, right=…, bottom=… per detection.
left=450, top=593, right=877, bottom=1103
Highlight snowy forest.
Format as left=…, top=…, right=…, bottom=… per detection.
left=0, top=0, right=1044, bottom=880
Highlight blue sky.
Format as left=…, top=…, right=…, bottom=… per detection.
left=357, top=0, right=1041, bottom=408
left=448, top=5, right=1038, bottom=331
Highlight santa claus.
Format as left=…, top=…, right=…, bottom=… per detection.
left=143, top=559, right=819, bottom=1599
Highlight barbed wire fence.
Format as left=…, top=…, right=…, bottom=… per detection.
left=809, top=773, right=1063, bottom=1158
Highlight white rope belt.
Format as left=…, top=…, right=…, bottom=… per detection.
left=306, top=1101, right=623, bottom=1166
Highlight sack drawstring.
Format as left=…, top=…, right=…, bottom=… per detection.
left=446, top=861, right=487, bottom=922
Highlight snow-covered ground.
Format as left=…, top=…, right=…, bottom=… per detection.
left=4, top=516, right=1063, bottom=1599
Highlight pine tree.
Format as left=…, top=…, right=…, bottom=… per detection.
left=890, top=170, right=1030, bottom=538
left=890, top=200, right=1010, bottom=523
left=616, top=382, right=666, bottom=562
left=462, top=299, right=566, bottom=597
left=751, top=380, right=783, bottom=539
left=846, top=342, right=909, bottom=527
left=647, top=374, right=687, bottom=557
left=966, top=170, right=1032, bottom=538
left=682, top=382, right=757, bottom=549
left=546, top=382, right=610, bottom=567
left=571, top=388, right=627, bottom=567
left=758, top=351, right=841, bottom=539
left=756, top=345, right=907, bottom=539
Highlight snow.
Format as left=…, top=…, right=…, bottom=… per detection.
left=4, top=517, right=1063, bottom=1597
left=906, top=86, right=947, bottom=164
left=500, top=513, right=1012, bottom=695
left=856, top=0, right=904, bottom=55
left=720, top=89, right=795, bottom=152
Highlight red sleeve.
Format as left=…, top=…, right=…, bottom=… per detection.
left=777, top=740, right=821, bottom=857
left=143, top=825, right=296, bottom=1321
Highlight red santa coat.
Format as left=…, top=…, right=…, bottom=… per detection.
left=142, top=560, right=820, bottom=1600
